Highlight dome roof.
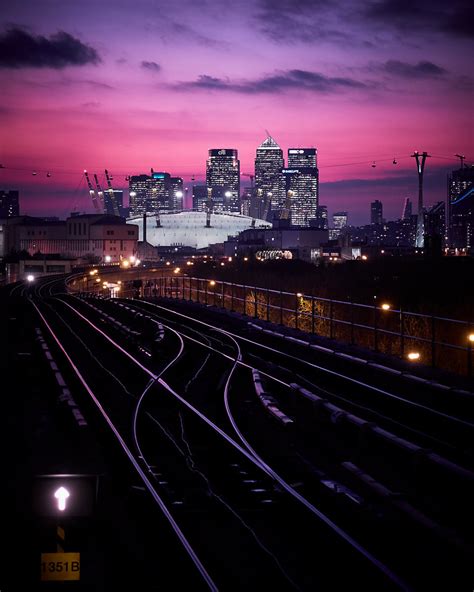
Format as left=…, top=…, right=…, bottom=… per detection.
left=127, top=211, right=271, bottom=249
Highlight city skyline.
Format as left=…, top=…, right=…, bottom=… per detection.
left=0, top=0, right=472, bottom=224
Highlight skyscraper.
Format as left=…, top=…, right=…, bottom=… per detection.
left=0, top=190, right=19, bottom=218
left=402, top=197, right=412, bottom=220
left=314, top=205, right=328, bottom=229
left=448, top=165, right=474, bottom=250
left=332, top=212, right=348, bottom=238
left=287, top=148, right=317, bottom=168
left=206, top=149, right=240, bottom=213
left=129, top=175, right=151, bottom=216
left=170, top=177, right=184, bottom=210
left=192, top=185, right=208, bottom=211
left=370, top=200, right=383, bottom=225
left=129, top=172, right=179, bottom=216
left=282, top=149, right=319, bottom=226
left=255, top=135, right=285, bottom=219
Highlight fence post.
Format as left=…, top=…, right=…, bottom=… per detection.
left=205, top=281, right=208, bottom=305
left=330, top=300, right=334, bottom=339
left=197, top=278, right=200, bottom=303
left=266, top=288, right=270, bottom=322
left=468, top=330, right=472, bottom=377
left=221, top=281, right=225, bottom=308
left=374, top=301, right=378, bottom=352
left=311, top=295, right=315, bottom=334
left=431, top=315, right=436, bottom=367
left=350, top=298, right=355, bottom=345
left=254, top=287, right=258, bottom=318
left=400, top=308, right=405, bottom=359
left=182, top=275, right=185, bottom=300
left=295, top=293, right=298, bottom=329
left=243, top=285, right=247, bottom=315
left=231, top=282, right=234, bottom=311
left=280, top=291, right=283, bottom=325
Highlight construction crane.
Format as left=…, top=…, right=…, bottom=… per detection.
left=455, top=154, right=466, bottom=169
left=206, top=187, right=213, bottom=227
left=104, top=169, right=120, bottom=216
left=93, top=174, right=105, bottom=211
left=84, top=170, right=101, bottom=212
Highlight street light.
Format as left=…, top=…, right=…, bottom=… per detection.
left=105, top=255, right=111, bottom=263
left=468, top=334, right=474, bottom=343
left=381, top=303, right=391, bottom=311
left=407, top=352, right=420, bottom=361
left=26, top=274, right=35, bottom=282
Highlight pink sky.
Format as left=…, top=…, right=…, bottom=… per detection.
left=0, top=0, right=472, bottom=224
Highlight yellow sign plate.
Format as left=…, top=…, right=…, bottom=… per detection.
left=41, top=552, right=80, bottom=581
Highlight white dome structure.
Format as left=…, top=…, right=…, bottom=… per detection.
left=128, top=211, right=271, bottom=249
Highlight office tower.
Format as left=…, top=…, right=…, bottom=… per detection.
left=402, top=197, right=412, bottom=220
left=333, top=211, right=348, bottom=229
left=314, top=205, right=328, bottom=229
left=129, top=175, right=150, bottom=216
left=281, top=167, right=319, bottom=227
left=287, top=148, right=317, bottom=168
left=283, top=148, right=319, bottom=226
left=425, top=202, right=445, bottom=239
left=448, top=165, right=474, bottom=250
left=206, top=149, right=240, bottom=213
left=370, top=200, right=383, bottom=225
left=170, top=177, right=184, bottom=210
left=129, top=172, right=176, bottom=216
left=255, top=135, right=285, bottom=219
left=331, top=211, right=348, bottom=238
left=240, top=187, right=252, bottom=217
left=148, top=172, right=171, bottom=212
left=104, top=189, right=124, bottom=217
left=192, top=185, right=208, bottom=211
left=0, top=190, right=20, bottom=218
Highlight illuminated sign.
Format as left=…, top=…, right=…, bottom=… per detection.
left=152, top=173, right=166, bottom=179
left=282, top=169, right=300, bottom=174
left=33, top=474, right=98, bottom=518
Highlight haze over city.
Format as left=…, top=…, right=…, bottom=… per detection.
left=0, top=0, right=472, bottom=224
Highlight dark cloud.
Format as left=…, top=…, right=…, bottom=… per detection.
left=381, top=60, right=447, bottom=78
left=364, top=0, right=474, bottom=39
left=256, top=0, right=353, bottom=44
left=0, top=27, right=101, bottom=69
left=141, top=60, right=161, bottom=73
left=177, top=69, right=368, bottom=94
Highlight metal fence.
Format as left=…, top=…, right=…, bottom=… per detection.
left=137, top=275, right=474, bottom=377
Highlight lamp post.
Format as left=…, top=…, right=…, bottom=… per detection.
left=468, top=332, right=474, bottom=377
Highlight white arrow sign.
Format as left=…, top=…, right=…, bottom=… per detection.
left=54, top=486, right=70, bottom=511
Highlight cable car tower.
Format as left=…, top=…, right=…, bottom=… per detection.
left=411, top=151, right=430, bottom=248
